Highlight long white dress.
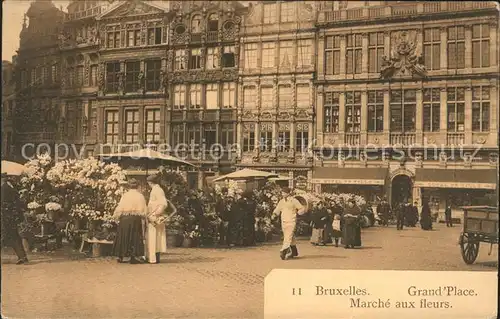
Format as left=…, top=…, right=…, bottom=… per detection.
left=272, top=197, right=305, bottom=252
left=146, top=184, right=168, bottom=263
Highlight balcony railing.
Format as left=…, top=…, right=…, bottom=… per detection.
left=17, top=131, right=56, bottom=143
left=207, top=31, right=218, bottom=42
left=319, top=1, right=496, bottom=23
left=67, top=7, right=101, bottom=21
left=390, top=133, right=416, bottom=146
left=344, top=133, right=360, bottom=146
left=447, top=133, right=465, bottom=146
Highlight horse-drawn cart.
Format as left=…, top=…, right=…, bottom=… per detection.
left=458, top=206, right=498, bottom=265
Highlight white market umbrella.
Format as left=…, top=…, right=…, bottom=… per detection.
left=1, top=160, right=26, bottom=176
left=97, top=148, right=196, bottom=168
left=213, top=168, right=278, bottom=182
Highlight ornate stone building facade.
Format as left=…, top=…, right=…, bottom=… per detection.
left=313, top=1, right=499, bottom=212
left=237, top=1, right=317, bottom=189
left=2, top=60, right=16, bottom=159
left=14, top=0, right=65, bottom=159
left=166, top=1, right=246, bottom=187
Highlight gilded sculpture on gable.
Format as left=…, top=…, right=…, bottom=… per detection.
left=380, top=30, right=426, bottom=79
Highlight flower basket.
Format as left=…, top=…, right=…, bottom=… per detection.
left=182, top=237, right=194, bottom=248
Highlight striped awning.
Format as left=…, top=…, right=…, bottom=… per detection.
left=414, top=168, right=497, bottom=190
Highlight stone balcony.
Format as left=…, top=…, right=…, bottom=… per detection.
left=317, top=1, right=497, bottom=25
left=65, top=7, right=102, bottom=21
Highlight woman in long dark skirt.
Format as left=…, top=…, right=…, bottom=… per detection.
left=310, top=203, right=329, bottom=245
left=112, top=179, right=148, bottom=264
left=420, top=201, right=433, bottom=230
left=342, top=200, right=362, bottom=249
left=241, top=191, right=257, bottom=246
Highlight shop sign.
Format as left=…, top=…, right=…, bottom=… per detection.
left=294, top=176, right=308, bottom=190
left=414, top=181, right=496, bottom=190
left=312, top=178, right=384, bottom=185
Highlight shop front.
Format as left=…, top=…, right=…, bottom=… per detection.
left=312, top=167, right=388, bottom=205
left=414, top=168, right=498, bottom=222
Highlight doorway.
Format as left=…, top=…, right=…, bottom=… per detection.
left=391, top=174, right=413, bottom=207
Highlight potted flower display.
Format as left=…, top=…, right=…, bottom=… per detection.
left=182, top=225, right=201, bottom=248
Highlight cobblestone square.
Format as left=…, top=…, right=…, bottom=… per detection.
left=2, top=224, right=497, bottom=319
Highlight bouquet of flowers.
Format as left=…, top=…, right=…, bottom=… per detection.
left=27, top=201, right=42, bottom=211
left=45, top=202, right=62, bottom=212
left=184, top=225, right=201, bottom=239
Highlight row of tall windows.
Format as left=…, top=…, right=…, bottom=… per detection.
left=243, top=40, right=312, bottom=69
left=242, top=123, right=310, bottom=153
left=323, top=24, right=491, bottom=75
left=104, top=109, right=160, bottom=144
left=106, top=60, right=162, bottom=93
left=173, top=83, right=236, bottom=109
left=242, top=85, right=310, bottom=108
left=174, top=47, right=235, bottom=70
left=323, top=87, right=490, bottom=133
left=170, top=123, right=234, bottom=148
left=107, top=27, right=162, bottom=48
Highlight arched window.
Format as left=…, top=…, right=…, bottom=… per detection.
left=208, top=13, right=218, bottom=32
left=191, top=15, right=202, bottom=33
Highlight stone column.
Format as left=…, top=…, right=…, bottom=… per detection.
left=317, top=33, right=325, bottom=78
left=340, top=35, right=346, bottom=75
left=254, top=122, right=260, bottom=150
left=339, top=92, right=346, bottom=143
left=384, top=31, right=391, bottom=58
left=465, top=25, right=472, bottom=70
left=290, top=121, right=296, bottom=151
left=464, top=86, right=472, bottom=144
left=489, top=79, right=498, bottom=136
left=489, top=20, right=498, bottom=67
left=360, top=91, right=368, bottom=144
left=383, top=89, right=390, bottom=133
left=118, top=106, right=124, bottom=146
left=415, top=88, right=423, bottom=144
left=361, top=33, right=369, bottom=75
left=197, top=171, right=204, bottom=189
left=440, top=27, right=448, bottom=69
left=439, top=87, right=448, bottom=136
left=316, top=85, right=324, bottom=145
left=160, top=103, right=166, bottom=143
left=138, top=105, right=145, bottom=145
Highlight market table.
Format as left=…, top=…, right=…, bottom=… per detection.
left=82, top=238, right=114, bottom=257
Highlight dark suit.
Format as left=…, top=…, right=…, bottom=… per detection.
left=395, top=204, right=405, bottom=230
left=1, top=181, right=28, bottom=261
left=445, top=206, right=453, bottom=227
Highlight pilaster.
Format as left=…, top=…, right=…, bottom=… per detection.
left=340, top=35, right=346, bottom=75
left=489, top=79, right=497, bottom=135
left=361, top=33, right=369, bottom=75
left=415, top=88, right=423, bottom=144
left=316, top=85, right=324, bottom=145
left=489, top=20, right=498, bottom=67
left=360, top=90, right=368, bottom=144
left=465, top=24, right=472, bottom=70
left=383, top=89, right=390, bottom=133
left=339, top=92, right=346, bottom=142
left=317, top=33, right=325, bottom=77
left=440, top=87, right=448, bottom=135
left=464, top=86, right=472, bottom=145
left=440, top=27, right=448, bottom=69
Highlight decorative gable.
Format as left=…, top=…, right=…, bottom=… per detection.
left=97, top=0, right=166, bottom=20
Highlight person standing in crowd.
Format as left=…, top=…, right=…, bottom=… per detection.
left=395, top=202, right=405, bottom=230
left=215, top=187, right=230, bottom=246
left=420, top=200, right=433, bottom=230
left=146, top=175, right=173, bottom=264
left=112, top=179, right=148, bottom=264
left=241, top=191, right=257, bottom=246
left=1, top=173, right=28, bottom=264
left=444, top=203, right=453, bottom=227
left=376, top=196, right=391, bottom=226
left=342, top=199, right=362, bottom=249
left=272, top=187, right=305, bottom=260
left=330, top=213, right=342, bottom=247
left=228, top=193, right=245, bottom=247
left=410, top=201, right=419, bottom=227
left=310, top=202, right=329, bottom=246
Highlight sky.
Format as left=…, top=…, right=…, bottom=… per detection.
left=2, top=0, right=69, bottom=62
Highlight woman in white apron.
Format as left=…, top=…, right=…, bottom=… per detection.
left=146, top=175, right=173, bottom=264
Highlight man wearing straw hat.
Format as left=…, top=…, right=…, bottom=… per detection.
left=272, top=187, right=306, bottom=260
left=1, top=173, right=28, bottom=264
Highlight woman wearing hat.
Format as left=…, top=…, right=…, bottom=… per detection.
left=145, top=174, right=173, bottom=264
left=112, top=178, right=148, bottom=264
left=342, top=199, right=362, bottom=249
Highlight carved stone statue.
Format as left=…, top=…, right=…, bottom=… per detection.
left=117, top=72, right=124, bottom=92
left=88, top=27, right=97, bottom=44
left=137, top=71, right=144, bottom=89
left=159, top=70, right=167, bottom=92
left=98, top=71, right=105, bottom=91
left=380, top=30, right=426, bottom=79
left=76, top=30, right=85, bottom=44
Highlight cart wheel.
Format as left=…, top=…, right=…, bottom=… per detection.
left=460, top=233, right=480, bottom=265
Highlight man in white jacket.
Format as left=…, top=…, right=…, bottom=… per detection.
left=272, top=187, right=305, bottom=260
left=146, top=175, right=175, bottom=264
